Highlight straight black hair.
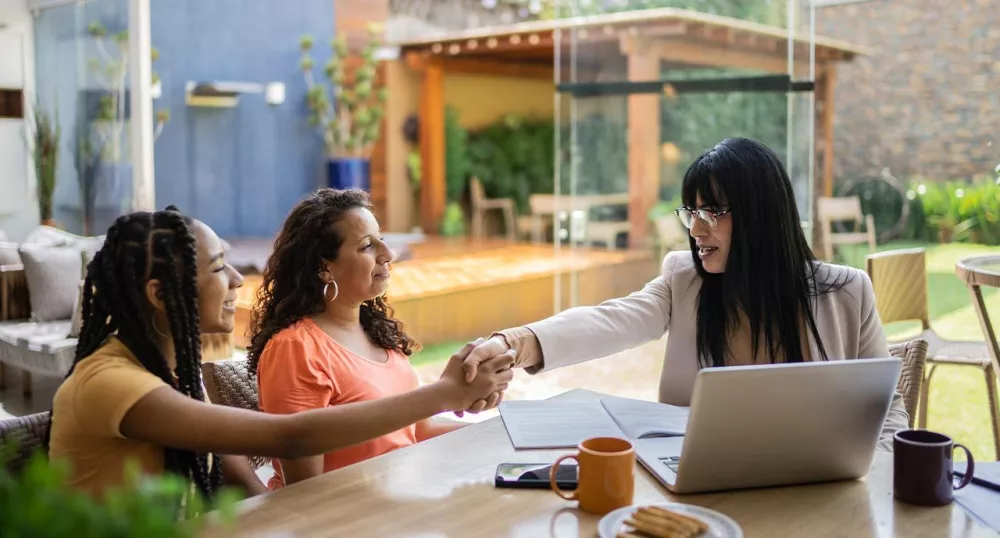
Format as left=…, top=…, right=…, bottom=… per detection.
left=681, top=138, right=850, bottom=368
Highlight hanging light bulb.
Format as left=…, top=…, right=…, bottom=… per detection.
left=529, top=0, right=542, bottom=14
left=482, top=0, right=498, bottom=9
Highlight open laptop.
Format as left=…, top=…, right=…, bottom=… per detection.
left=636, top=357, right=902, bottom=494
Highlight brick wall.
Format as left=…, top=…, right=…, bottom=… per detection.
left=817, top=0, right=1000, bottom=182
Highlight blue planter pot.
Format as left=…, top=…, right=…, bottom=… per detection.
left=327, top=158, right=371, bottom=192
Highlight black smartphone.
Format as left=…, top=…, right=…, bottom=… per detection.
left=494, top=462, right=579, bottom=490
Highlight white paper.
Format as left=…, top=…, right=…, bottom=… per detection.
left=498, top=396, right=689, bottom=450
left=498, top=399, right=626, bottom=449
left=600, top=395, right=689, bottom=439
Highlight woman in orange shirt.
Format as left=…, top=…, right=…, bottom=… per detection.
left=247, top=188, right=488, bottom=489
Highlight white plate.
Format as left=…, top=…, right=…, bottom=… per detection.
left=598, top=502, right=743, bottom=538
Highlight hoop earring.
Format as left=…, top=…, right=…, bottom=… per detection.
left=151, top=314, right=169, bottom=338
left=323, top=280, right=339, bottom=302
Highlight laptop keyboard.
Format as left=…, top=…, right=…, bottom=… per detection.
left=659, top=455, right=681, bottom=472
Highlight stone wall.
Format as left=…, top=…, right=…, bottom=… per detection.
left=817, top=0, right=1000, bottom=183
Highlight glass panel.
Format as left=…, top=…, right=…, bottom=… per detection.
left=553, top=0, right=815, bottom=309
left=34, top=0, right=133, bottom=236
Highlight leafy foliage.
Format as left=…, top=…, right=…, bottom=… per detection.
left=30, top=105, right=61, bottom=222
left=0, top=448, right=238, bottom=538
left=300, top=27, right=388, bottom=158
left=444, top=106, right=470, bottom=203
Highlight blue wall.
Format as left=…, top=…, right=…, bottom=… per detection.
left=150, top=0, right=333, bottom=238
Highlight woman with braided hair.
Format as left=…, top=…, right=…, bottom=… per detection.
left=47, top=206, right=514, bottom=502
left=247, top=188, right=503, bottom=489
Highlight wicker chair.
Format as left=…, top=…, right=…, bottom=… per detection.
left=201, top=358, right=268, bottom=470
left=889, top=339, right=929, bottom=428
left=0, top=411, right=50, bottom=473
left=867, top=248, right=1000, bottom=458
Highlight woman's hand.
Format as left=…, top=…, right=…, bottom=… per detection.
left=435, top=339, right=514, bottom=413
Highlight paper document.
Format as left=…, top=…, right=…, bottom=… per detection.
left=498, top=396, right=689, bottom=449
left=955, top=462, right=1000, bottom=533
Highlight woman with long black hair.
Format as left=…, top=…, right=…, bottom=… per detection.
left=461, top=138, right=908, bottom=450
left=46, top=207, right=513, bottom=502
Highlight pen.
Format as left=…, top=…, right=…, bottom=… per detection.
left=954, top=470, right=1000, bottom=495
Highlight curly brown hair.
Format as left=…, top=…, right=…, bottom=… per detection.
left=246, top=188, right=418, bottom=376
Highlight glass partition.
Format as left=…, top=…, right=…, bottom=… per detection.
left=552, top=0, right=817, bottom=309
left=33, top=0, right=140, bottom=235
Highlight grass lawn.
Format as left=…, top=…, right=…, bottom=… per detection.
left=410, top=241, right=1000, bottom=461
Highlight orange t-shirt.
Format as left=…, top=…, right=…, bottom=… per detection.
left=256, top=318, right=419, bottom=489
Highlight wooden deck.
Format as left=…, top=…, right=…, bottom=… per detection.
left=233, top=238, right=660, bottom=348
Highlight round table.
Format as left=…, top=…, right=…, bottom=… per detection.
left=955, top=254, right=1000, bottom=458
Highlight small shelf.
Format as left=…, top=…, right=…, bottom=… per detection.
left=185, top=81, right=264, bottom=108
left=0, top=89, right=24, bottom=119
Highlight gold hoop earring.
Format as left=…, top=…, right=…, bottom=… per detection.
left=323, top=281, right=339, bottom=302
left=151, top=314, right=169, bottom=338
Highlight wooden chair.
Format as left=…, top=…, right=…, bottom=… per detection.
left=867, top=248, right=1000, bottom=458
left=888, top=339, right=929, bottom=428
left=0, top=411, right=49, bottom=474
left=817, top=196, right=876, bottom=261
left=469, top=177, right=516, bottom=241
left=201, top=358, right=269, bottom=470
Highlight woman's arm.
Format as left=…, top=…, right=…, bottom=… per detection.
left=856, top=270, right=909, bottom=452
left=220, top=454, right=268, bottom=497
left=416, top=417, right=466, bottom=441
left=119, top=347, right=514, bottom=460
left=463, top=253, right=680, bottom=381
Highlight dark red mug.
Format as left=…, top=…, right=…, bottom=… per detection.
left=893, top=429, right=975, bottom=506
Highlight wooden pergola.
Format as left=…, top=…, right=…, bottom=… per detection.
left=398, top=7, right=865, bottom=246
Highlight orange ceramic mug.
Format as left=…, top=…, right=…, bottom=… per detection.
left=550, top=437, right=636, bottom=515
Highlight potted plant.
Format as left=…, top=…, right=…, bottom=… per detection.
left=29, top=104, right=61, bottom=228
left=299, top=26, right=388, bottom=191
left=0, top=450, right=239, bottom=537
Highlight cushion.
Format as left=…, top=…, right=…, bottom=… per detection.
left=69, top=280, right=85, bottom=338
left=0, top=228, right=6, bottom=241
left=17, top=245, right=83, bottom=322
left=24, top=225, right=84, bottom=247
left=0, top=241, right=20, bottom=266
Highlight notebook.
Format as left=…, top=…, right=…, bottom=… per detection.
left=498, top=395, right=689, bottom=449
left=955, top=461, right=1000, bottom=533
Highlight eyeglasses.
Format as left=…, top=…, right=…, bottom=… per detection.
left=675, top=207, right=732, bottom=230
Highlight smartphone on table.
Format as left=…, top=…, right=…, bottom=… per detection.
left=494, top=462, right=579, bottom=490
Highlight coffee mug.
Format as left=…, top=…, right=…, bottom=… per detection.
left=550, top=437, right=635, bottom=515
left=894, top=429, right=975, bottom=506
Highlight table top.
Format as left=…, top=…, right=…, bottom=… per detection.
left=203, top=389, right=997, bottom=538
left=957, top=254, right=1000, bottom=288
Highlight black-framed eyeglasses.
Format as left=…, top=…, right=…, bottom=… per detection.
left=675, top=207, right=732, bottom=230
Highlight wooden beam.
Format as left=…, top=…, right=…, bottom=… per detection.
left=821, top=65, right=836, bottom=198
left=440, top=58, right=554, bottom=81
left=626, top=46, right=661, bottom=249
left=642, top=38, right=806, bottom=74
left=419, top=61, right=446, bottom=233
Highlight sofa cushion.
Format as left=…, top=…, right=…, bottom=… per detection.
left=0, top=241, right=19, bottom=266
left=24, top=225, right=83, bottom=247
left=0, top=320, right=76, bottom=377
left=17, top=245, right=82, bottom=322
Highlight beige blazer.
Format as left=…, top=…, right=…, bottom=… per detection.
left=510, top=250, right=909, bottom=452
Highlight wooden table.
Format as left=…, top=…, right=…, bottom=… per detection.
left=956, top=254, right=1000, bottom=385
left=204, top=390, right=998, bottom=537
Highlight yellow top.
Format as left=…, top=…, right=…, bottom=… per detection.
left=48, top=336, right=169, bottom=498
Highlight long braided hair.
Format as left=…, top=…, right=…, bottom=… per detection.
left=246, top=188, right=418, bottom=376
left=47, top=207, right=222, bottom=500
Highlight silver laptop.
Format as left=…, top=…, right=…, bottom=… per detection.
left=636, top=358, right=902, bottom=494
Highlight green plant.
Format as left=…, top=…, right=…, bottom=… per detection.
left=29, top=104, right=61, bottom=223
left=299, top=27, right=388, bottom=159
left=466, top=114, right=554, bottom=212
left=0, top=449, right=238, bottom=538
left=406, top=150, right=422, bottom=191
left=903, top=179, right=1000, bottom=245
left=439, top=201, right=466, bottom=237
left=86, top=22, right=168, bottom=161
left=444, top=106, right=470, bottom=202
